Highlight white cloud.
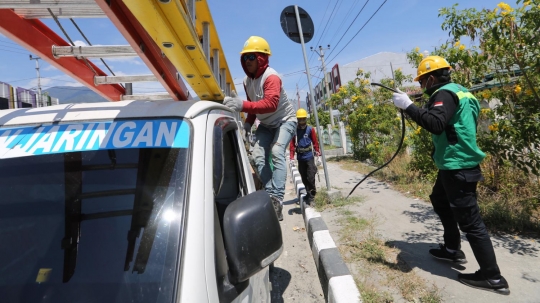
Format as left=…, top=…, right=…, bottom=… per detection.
left=23, top=75, right=83, bottom=90
left=42, top=65, right=58, bottom=72
left=102, top=57, right=143, bottom=65
left=73, top=40, right=87, bottom=47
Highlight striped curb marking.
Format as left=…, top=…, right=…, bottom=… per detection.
left=288, top=162, right=361, bottom=303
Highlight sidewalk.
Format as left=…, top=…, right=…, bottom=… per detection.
left=315, top=160, right=540, bottom=303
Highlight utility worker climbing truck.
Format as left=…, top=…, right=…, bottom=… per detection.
left=391, top=55, right=510, bottom=295
left=223, top=36, right=297, bottom=221
left=289, top=108, right=320, bottom=206
left=0, top=100, right=283, bottom=303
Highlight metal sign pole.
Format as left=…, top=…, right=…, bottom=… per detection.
left=294, top=5, right=331, bottom=190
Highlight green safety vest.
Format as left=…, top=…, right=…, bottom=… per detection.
left=431, top=83, right=486, bottom=170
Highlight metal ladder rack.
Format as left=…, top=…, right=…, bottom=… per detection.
left=0, top=0, right=235, bottom=102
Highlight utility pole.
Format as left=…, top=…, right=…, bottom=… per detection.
left=29, top=55, right=42, bottom=107
left=296, top=83, right=301, bottom=110
left=311, top=45, right=334, bottom=127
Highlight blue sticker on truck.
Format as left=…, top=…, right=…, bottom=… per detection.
left=0, top=120, right=189, bottom=159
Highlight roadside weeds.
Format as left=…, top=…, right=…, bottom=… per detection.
left=327, top=155, right=540, bottom=236
left=314, top=193, right=442, bottom=303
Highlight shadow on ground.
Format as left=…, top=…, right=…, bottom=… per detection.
left=387, top=241, right=467, bottom=281
left=401, top=202, right=540, bottom=257
left=270, top=266, right=291, bottom=303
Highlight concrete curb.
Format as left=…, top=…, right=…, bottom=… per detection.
left=289, top=163, right=361, bottom=303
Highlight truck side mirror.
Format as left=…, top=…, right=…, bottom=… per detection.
left=213, top=126, right=224, bottom=196
left=223, top=190, right=283, bottom=284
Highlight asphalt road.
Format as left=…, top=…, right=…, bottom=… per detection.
left=269, top=179, right=325, bottom=303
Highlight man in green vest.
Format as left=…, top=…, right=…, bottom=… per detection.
left=391, top=56, right=509, bottom=295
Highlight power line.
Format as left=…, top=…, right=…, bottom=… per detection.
left=0, top=41, right=27, bottom=52
left=315, top=0, right=341, bottom=47
left=327, top=0, right=370, bottom=56
left=306, top=0, right=333, bottom=67
left=307, top=0, right=341, bottom=68
left=0, top=47, right=28, bottom=55
left=2, top=77, right=36, bottom=83
left=0, top=38, right=21, bottom=46
left=69, top=18, right=118, bottom=78
left=327, top=0, right=388, bottom=63
left=328, top=0, right=362, bottom=47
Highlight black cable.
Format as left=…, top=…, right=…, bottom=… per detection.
left=347, top=109, right=405, bottom=198
left=327, top=0, right=388, bottom=64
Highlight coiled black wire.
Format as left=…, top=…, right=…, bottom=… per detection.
left=346, top=83, right=406, bottom=198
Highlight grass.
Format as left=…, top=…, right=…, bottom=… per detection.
left=334, top=208, right=442, bottom=303
left=313, top=190, right=363, bottom=212
left=328, top=154, right=433, bottom=201
left=312, top=189, right=442, bottom=302
left=323, top=144, right=339, bottom=150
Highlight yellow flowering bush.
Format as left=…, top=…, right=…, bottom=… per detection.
left=328, top=68, right=413, bottom=164
left=416, top=1, right=540, bottom=176
left=488, top=123, right=499, bottom=132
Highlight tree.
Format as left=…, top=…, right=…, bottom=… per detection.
left=327, top=68, right=414, bottom=164
left=308, top=109, right=330, bottom=129
left=407, top=1, right=540, bottom=176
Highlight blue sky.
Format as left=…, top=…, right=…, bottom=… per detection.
left=0, top=0, right=516, bottom=102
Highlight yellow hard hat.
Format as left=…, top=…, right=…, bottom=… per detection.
left=240, top=36, right=271, bottom=55
left=296, top=108, right=308, bottom=118
left=414, top=56, right=452, bottom=81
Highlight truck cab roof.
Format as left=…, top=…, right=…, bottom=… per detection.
left=0, top=100, right=231, bottom=126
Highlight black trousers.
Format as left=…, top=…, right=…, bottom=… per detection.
left=298, top=157, right=317, bottom=199
left=430, top=165, right=501, bottom=279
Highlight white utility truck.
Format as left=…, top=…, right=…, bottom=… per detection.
left=0, top=100, right=282, bottom=303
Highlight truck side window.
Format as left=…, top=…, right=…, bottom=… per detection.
left=213, top=127, right=250, bottom=302
left=214, top=128, right=248, bottom=222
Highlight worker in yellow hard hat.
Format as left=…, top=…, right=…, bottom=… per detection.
left=289, top=108, right=320, bottom=206
left=223, top=36, right=297, bottom=221
left=392, top=55, right=509, bottom=294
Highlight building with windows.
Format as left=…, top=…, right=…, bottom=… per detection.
left=0, top=81, right=59, bottom=109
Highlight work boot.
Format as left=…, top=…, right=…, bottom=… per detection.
left=458, top=270, right=510, bottom=295
left=271, top=196, right=283, bottom=221
left=429, top=243, right=467, bottom=264
left=302, top=195, right=312, bottom=206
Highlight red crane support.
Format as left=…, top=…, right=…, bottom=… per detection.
left=96, top=0, right=190, bottom=100
left=0, top=9, right=125, bottom=101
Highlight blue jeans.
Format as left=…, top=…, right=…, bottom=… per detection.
left=252, top=121, right=297, bottom=201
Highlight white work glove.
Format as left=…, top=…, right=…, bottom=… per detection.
left=243, top=122, right=252, bottom=134
left=223, top=91, right=243, bottom=112
left=392, top=89, right=413, bottom=110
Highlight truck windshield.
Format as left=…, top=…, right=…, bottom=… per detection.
left=0, top=121, right=190, bottom=303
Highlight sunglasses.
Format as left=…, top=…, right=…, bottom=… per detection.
left=242, top=54, right=256, bottom=62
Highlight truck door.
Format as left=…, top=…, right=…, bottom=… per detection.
left=208, top=112, right=270, bottom=303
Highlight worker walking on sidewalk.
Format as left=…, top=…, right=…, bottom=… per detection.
left=223, top=36, right=297, bottom=221
left=391, top=55, right=509, bottom=295
left=289, top=108, right=320, bottom=206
